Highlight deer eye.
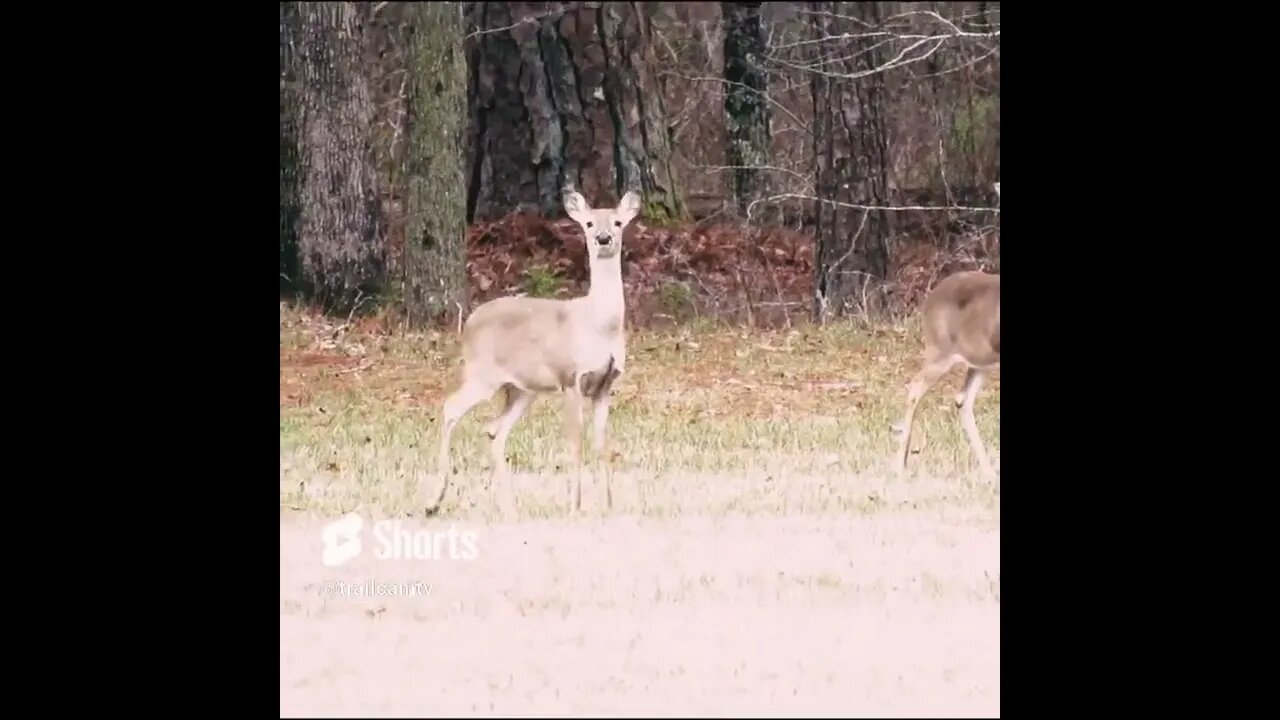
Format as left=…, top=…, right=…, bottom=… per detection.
left=614, top=221, right=622, bottom=227
left=586, top=222, right=593, bottom=228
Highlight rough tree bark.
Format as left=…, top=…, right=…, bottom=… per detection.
left=722, top=1, right=771, bottom=212
left=809, top=1, right=893, bottom=322
left=467, top=1, right=683, bottom=222
left=601, top=2, right=684, bottom=222
left=292, top=1, right=384, bottom=308
left=280, top=2, right=300, bottom=295
left=404, top=2, right=469, bottom=329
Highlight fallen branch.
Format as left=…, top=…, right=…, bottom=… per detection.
left=336, top=360, right=375, bottom=375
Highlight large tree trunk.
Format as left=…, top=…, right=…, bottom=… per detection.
left=722, top=1, right=771, bottom=213
left=467, top=1, right=683, bottom=222
left=403, top=2, right=469, bottom=329
left=280, top=2, right=301, bottom=296
left=600, top=2, right=684, bottom=222
left=809, top=1, right=893, bottom=322
left=292, top=1, right=384, bottom=309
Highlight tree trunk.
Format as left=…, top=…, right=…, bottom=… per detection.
left=280, top=2, right=301, bottom=296
left=809, top=1, right=892, bottom=322
left=722, top=1, right=771, bottom=213
left=404, top=2, right=469, bottom=330
left=600, top=2, right=684, bottom=222
left=292, top=1, right=384, bottom=309
left=467, top=2, right=682, bottom=222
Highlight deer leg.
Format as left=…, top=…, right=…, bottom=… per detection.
left=562, top=386, right=585, bottom=514
left=894, top=354, right=956, bottom=473
left=589, top=369, right=619, bottom=511
left=430, top=375, right=496, bottom=512
left=958, top=367, right=996, bottom=478
left=487, top=384, right=535, bottom=517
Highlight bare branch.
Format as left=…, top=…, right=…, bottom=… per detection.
left=656, top=70, right=811, bottom=134
left=768, top=6, right=998, bottom=83
left=795, top=36, right=906, bottom=69
left=771, top=35, right=949, bottom=81
left=914, top=45, right=1000, bottom=78
left=794, top=7, right=876, bottom=31
left=758, top=193, right=1000, bottom=215
left=794, top=8, right=998, bottom=39
left=774, top=27, right=996, bottom=53
left=464, top=8, right=567, bottom=41
left=652, top=27, right=681, bottom=66
left=694, top=164, right=814, bottom=185
left=824, top=207, right=872, bottom=295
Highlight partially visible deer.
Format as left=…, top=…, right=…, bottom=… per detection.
left=427, top=186, right=639, bottom=516
left=893, top=182, right=1000, bottom=477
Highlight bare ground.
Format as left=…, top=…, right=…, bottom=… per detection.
left=280, top=473, right=999, bottom=717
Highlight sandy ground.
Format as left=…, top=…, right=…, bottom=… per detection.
left=280, top=500, right=999, bottom=717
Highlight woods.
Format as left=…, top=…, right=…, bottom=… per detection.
left=279, top=1, right=1000, bottom=327
left=280, top=7, right=1004, bottom=709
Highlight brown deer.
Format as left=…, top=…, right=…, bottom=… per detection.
left=893, top=183, right=1000, bottom=477
left=427, top=186, right=639, bottom=516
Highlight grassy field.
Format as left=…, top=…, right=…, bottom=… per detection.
left=279, top=301, right=1000, bottom=716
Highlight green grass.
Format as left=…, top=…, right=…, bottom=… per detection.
left=280, top=303, right=999, bottom=520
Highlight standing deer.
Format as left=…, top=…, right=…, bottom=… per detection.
left=427, top=186, right=639, bottom=516
left=893, top=182, right=1000, bottom=477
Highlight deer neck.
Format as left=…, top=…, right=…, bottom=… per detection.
left=585, top=254, right=625, bottom=331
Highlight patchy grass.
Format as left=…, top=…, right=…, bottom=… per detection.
left=280, top=301, right=999, bottom=519
left=279, top=300, right=1000, bottom=716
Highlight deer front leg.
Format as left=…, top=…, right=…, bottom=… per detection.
left=562, top=386, right=585, bottom=514
left=893, top=355, right=956, bottom=474
left=589, top=368, right=619, bottom=511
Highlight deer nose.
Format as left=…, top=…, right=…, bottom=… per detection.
left=596, top=235, right=611, bottom=245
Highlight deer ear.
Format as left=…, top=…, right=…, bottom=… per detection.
left=618, top=190, right=641, bottom=218
left=563, top=190, right=590, bottom=216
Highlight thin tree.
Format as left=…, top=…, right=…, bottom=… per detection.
left=280, top=1, right=301, bottom=296
left=807, top=1, right=892, bottom=321
left=722, top=1, right=772, bottom=213
left=403, top=1, right=469, bottom=329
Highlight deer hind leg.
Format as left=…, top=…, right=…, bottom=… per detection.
left=429, top=373, right=497, bottom=512
left=486, top=384, right=535, bottom=517
left=894, top=353, right=957, bottom=473
left=957, top=367, right=996, bottom=478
